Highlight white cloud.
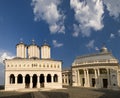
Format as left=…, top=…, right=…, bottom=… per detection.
left=110, top=33, right=115, bottom=39
left=0, top=50, right=14, bottom=64
left=31, top=0, right=65, bottom=34
left=118, top=30, right=120, bottom=36
left=0, top=50, right=14, bottom=85
left=95, top=47, right=99, bottom=51
left=72, top=24, right=80, bottom=37
left=103, top=0, right=120, bottom=19
left=0, top=65, right=4, bottom=85
left=86, top=40, right=95, bottom=49
left=70, top=0, right=104, bottom=37
left=52, top=40, right=63, bottom=47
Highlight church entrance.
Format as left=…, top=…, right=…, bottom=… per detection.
left=103, top=79, right=108, bottom=88
left=40, top=74, right=44, bottom=87
left=25, top=74, right=30, bottom=88
left=32, top=74, right=37, bottom=88
left=92, top=78, right=95, bottom=87
left=82, top=78, right=85, bottom=86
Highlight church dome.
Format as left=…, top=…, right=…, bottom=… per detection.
left=100, top=46, right=108, bottom=53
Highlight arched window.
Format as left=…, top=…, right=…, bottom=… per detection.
left=10, top=74, right=15, bottom=84
left=47, top=74, right=51, bottom=82
left=17, top=74, right=23, bottom=83
left=53, top=74, right=58, bottom=82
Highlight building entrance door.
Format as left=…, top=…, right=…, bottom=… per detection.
left=82, top=78, right=85, bottom=86
left=103, top=79, right=108, bottom=88
left=92, top=78, right=95, bottom=87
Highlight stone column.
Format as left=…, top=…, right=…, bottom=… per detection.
left=97, top=69, right=100, bottom=88
left=37, top=76, right=39, bottom=88
left=23, top=76, right=25, bottom=84
left=86, top=69, right=90, bottom=87
left=107, top=68, right=110, bottom=88
left=77, top=70, right=81, bottom=86
left=51, top=75, right=54, bottom=83
left=84, top=69, right=87, bottom=87
left=94, top=69, right=98, bottom=87
left=15, top=76, right=17, bottom=84
left=23, top=76, right=25, bottom=88
left=30, top=76, right=32, bottom=88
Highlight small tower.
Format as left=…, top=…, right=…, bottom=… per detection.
left=28, top=39, right=40, bottom=58
left=41, top=41, right=51, bottom=59
left=16, top=40, right=27, bottom=58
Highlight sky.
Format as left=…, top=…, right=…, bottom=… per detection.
left=0, top=0, right=120, bottom=85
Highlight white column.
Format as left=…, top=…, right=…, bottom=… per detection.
left=51, top=75, right=53, bottom=83
left=86, top=69, right=90, bottom=87
left=15, top=76, right=17, bottom=84
left=97, top=69, right=101, bottom=88
left=77, top=70, right=81, bottom=86
left=84, top=69, right=87, bottom=87
left=37, top=76, right=39, bottom=88
left=23, top=76, right=25, bottom=84
left=23, top=76, right=25, bottom=88
left=107, top=68, right=110, bottom=88
left=94, top=69, right=98, bottom=87
left=30, top=76, right=32, bottom=88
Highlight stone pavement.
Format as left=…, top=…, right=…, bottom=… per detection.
left=0, top=86, right=120, bottom=98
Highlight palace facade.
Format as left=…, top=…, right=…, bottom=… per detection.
left=4, top=40, right=62, bottom=90
left=71, top=46, right=119, bottom=89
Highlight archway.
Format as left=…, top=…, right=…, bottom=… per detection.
left=47, top=74, right=51, bottom=83
left=10, top=74, right=15, bottom=84
left=53, top=74, right=58, bottom=82
left=17, top=74, right=23, bottom=83
left=32, top=74, right=37, bottom=88
left=40, top=74, right=44, bottom=87
left=25, top=74, right=30, bottom=88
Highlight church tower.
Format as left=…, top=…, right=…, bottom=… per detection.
left=41, top=41, right=51, bottom=59
left=16, top=41, right=27, bottom=58
left=28, top=40, right=40, bottom=58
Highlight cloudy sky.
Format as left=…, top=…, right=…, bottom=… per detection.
left=0, top=0, right=120, bottom=84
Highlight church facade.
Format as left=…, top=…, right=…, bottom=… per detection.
left=72, top=46, right=119, bottom=89
left=4, top=40, right=62, bottom=90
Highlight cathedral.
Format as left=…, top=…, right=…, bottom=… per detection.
left=4, top=40, right=62, bottom=90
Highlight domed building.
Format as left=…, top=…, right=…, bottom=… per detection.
left=4, top=40, right=62, bottom=90
left=72, top=46, right=119, bottom=89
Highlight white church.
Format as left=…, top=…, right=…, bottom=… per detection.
left=4, top=40, right=62, bottom=90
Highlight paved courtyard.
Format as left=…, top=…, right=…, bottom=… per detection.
left=0, top=86, right=120, bottom=98
left=51, top=87, right=120, bottom=98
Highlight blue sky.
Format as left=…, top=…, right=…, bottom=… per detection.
left=0, top=0, right=120, bottom=84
